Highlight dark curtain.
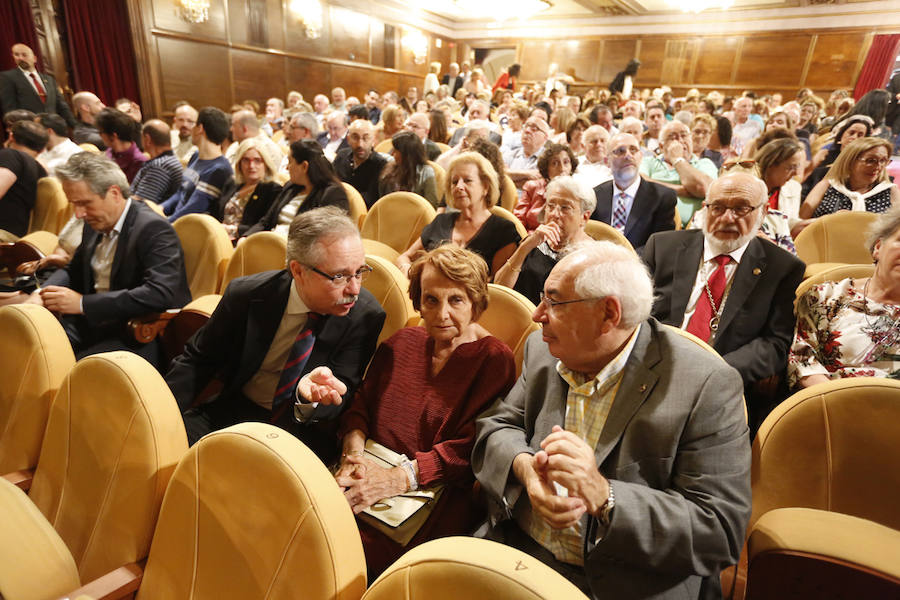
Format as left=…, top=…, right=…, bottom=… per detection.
left=0, top=0, right=43, bottom=71
left=62, top=0, right=140, bottom=106
left=853, top=34, right=900, bottom=100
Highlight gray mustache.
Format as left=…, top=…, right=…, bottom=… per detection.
left=338, top=295, right=359, bottom=305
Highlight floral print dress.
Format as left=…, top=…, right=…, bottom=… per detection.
left=789, top=278, right=900, bottom=388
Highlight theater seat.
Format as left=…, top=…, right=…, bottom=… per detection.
left=29, top=177, right=70, bottom=235
left=77, top=143, right=100, bottom=154
left=794, top=211, right=877, bottom=278
left=793, top=263, right=874, bottom=307
left=342, top=182, right=368, bottom=228
left=133, top=423, right=366, bottom=599
left=499, top=175, right=517, bottom=212
left=374, top=139, right=393, bottom=154
left=362, top=238, right=400, bottom=263
left=0, top=305, right=74, bottom=475
left=13, top=351, right=187, bottom=583
left=427, top=160, right=446, bottom=205
left=173, top=213, right=234, bottom=298
left=584, top=221, right=636, bottom=254
left=363, top=254, right=417, bottom=345
left=220, top=231, right=286, bottom=292
left=361, top=191, right=435, bottom=254
left=480, top=284, right=539, bottom=377
left=362, top=537, right=589, bottom=600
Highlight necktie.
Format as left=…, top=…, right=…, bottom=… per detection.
left=612, top=192, right=628, bottom=231
left=30, top=73, right=46, bottom=103
left=685, top=255, right=731, bottom=342
left=271, top=314, right=319, bottom=422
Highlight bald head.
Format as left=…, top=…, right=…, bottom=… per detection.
left=231, top=109, right=260, bottom=142
left=72, top=92, right=105, bottom=124
left=11, top=44, right=36, bottom=71
left=703, top=172, right=767, bottom=254
left=326, top=111, right=348, bottom=141
left=583, top=125, right=609, bottom=163
left=406, top=112, right=430, bottom=140
left=142, top=119, right=173, bottom=155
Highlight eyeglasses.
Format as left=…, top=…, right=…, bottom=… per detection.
left=857, top=157, right=890, bottom=168
left=305, top=264, right=373, bottom=286
left=722, top=159, right=756, bottom=171
left=663, top=131, right=690, bottom=141
left=704, top=203, right=764, bottom=218
left=538, top=292, right=600, bottom=310
left=544, top=202, right=577, bottom=215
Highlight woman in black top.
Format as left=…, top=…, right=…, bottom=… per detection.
left=214, top=138, right=282, bottom=241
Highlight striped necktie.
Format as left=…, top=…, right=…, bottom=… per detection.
left=271, top=314, right=319, bottom=422
left=612, top=191, right=628, bottom=232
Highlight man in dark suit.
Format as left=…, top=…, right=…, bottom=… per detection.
left=591, top=132, right=676, bottom=252
left=441, top=62, right=464, bottom=97
left=642, top=172, right=805, bottom=429
left=26, top=152, right=191, bottom=366
left=0, top=44, right=76, bottom=128
left=165, top=207, right=386, bottom=460
left=473, top=241, right=750, bottom=600
left=316, top=111, right=349, bottom=160
left=406, top=113, right=442, bottom=161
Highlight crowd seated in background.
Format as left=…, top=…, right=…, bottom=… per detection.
left=130, top=119, right=183, bottom=204
left=95, top=107, right=146, bottom=182
left=35, top=112, right=80, bottom=176
left=378, top=130, right=439, bottom=207
left=515, top=142, right=576, bottom=232
left=790, top=205, right=900, bottom=388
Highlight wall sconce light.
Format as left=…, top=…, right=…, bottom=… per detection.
left=289, top=0, right=324, bottom=39
left=177, top=0, right=210, bottom=24
left=402, top=30, right=428, bottom=65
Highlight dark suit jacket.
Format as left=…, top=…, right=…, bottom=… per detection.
left=212, top=179, right=282, bottom=238
left=424, top=138, right=442, bottom=161
left=473, top=322, right=750, bottom=600
left=442, top=74, right=464, bottom=97
left=0, top=68, right=76, bottom=127
left=165, top=269, right=386, bottom=424
left=244, top=182, right=349, bottom=237
left=316, top=131, right=350, bottom=154
left=591, top=178, right=677, bottom=252
left=642, top=230, right=805, bottom=386
left=44, top=199, right=191, bottom=332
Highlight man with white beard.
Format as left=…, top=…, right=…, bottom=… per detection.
left=642, top=172, right=804, bottom=431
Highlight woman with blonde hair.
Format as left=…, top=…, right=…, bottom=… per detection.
left=801, top=137, right=898, bottom=218
left=214, top=137, right=282, bottom=240
left=397, top=152, right=520, bottom=276
left=375, top=104, right=406, bottom=144
left=423, top=61, right=441, bottom=96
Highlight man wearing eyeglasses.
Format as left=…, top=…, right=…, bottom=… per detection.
left=473, top=240, right=751, bottom=600
left=590, top=132, right=676, bottom=253
left=643, top=172, right=805, bottom=432
left=165, top=207, right=386, bottom=460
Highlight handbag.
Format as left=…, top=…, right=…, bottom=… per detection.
left=358, top=439, right=444, bottom=546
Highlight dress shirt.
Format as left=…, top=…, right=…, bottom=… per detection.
left=323, top=135, right=344, bottom=161
left=680, top=239, right=751, bottom=330
left=516, top=325, right=640, bottom=566
left=573, top=159, right=612, bottom=190
left=611, top=176, right=641, bottom=226
left=505, top=146, right=544, bottom=171
left=243, top=279, right=310, bottom=409
left=89, top=199, right=132, bottom=296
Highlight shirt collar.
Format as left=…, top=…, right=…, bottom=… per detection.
left=556, top=324, right=641, bottom=392
left=107, top=198, right=132, bottom=237
left=288, top=278, right=311, bottom=315
left=613, top=176, right=641, bottom=198
left=702, top=236, right=751, bottom=264
left=18, top=66, right=38, bottom=76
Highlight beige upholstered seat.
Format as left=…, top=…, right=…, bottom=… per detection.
left=28, top=351, right=188, bottom=582
left=746, top=507, right=900, bottom=599
left=584, top=221, right=637, bottom=254
left=77, top=143, right=100, bottom=154
left=434, top=142, right=451, bottom=154
left=142, top=199, right=166, bottom=217
left=361, top=191, right=435, bottom=254
left=499, top=174, right=518, bottom=212
left=29, top=177, right=71, bottom=235
left=362, top=238, right=401, bottom=263
left=490, top=205, right=528, bottom=239
left=362, top=537, right=589, bottom=600
left=794, top=263, right=874, bottom=306
left=136, top=423, right=366, bottom=599
left=173, top=213, right=234, bottom=299
left=427, top=160, right=446, bottom=205
left=18, top=230, right=59, bottom=256
left=794, top=211, right=877, bottom=278
left=363, top=254, right=417, bottom=345
left=480, top=284, right=540, bottom=377
left=0, top=305, right=74, bottom=474
left=219, top=231, right=286, bottom=292
left=374, top=139, right=393, bottom=154
left=342, top=182, right=368, bottom=228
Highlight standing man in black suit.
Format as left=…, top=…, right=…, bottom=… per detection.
left=25, top=152, right=191, bottom=366
left=591, top=132, right=676, bottom=252
left=441, top=62, right=464, bottom=98
left=165, top=207, right=386, bottom=460
left=0, top=44, right=76, bottom=128
left=642, top=172, right=805, bottom=430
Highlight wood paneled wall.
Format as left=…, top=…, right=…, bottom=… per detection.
left=505, top=28, right=878, bottom=98
left=126, top=0, right=455, bottom=118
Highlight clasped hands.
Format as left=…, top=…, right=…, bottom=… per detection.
left=24, top=286, right=83, bottom=314
left=516, top=425, right=610, bottom=530
left=334, top=454, right=409, bottom=514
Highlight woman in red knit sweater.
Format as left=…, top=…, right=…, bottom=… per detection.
left=335, top=245, right=516, bottom=575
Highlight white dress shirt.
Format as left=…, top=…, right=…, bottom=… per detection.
left=680, top=238, right=751, bottom=330
left=90, top=199, right=132, bottom=294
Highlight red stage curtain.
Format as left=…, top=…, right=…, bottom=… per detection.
left=0, top=0, right=43, bottom=71
left=62, top=0, right=141, bottom=106
left=853, top=34, right=900, bottom=100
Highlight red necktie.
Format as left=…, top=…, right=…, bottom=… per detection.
left=30, top=73, right=47, bottom=104
left=270, top=314, right=319, bottom=423
left=685, top=254, right=731, bottom=342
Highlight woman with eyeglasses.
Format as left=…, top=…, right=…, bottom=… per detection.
left=514, top=142, right=577, bottom=232
left=495, top=176, right=595, bottom=305
left=803, top=114, right=873, bottom=197
left=800, top=137, right=898, bottom=219
left=213, top=137, right=282, bottom=241
left=335, top=245, right=515, bottom=577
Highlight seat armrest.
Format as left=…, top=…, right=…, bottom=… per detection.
left=128, top=309, right=181, bottom=344
left=58, top=562, right=144, bottom=600
left=1, top=469, right=35, bottom=491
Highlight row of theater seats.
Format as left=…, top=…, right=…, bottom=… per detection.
left=0, top=337, right=590, bottom=599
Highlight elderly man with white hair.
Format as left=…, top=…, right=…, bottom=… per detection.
left=573, top=125, right=612, bottom=189
left=505, top=116, right=551, bottom=188
left=473, top=238, right=751, bottom=600
left=643, top=172, right=805, bottom=430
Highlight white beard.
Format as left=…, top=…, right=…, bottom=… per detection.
left=704, top=211, right=764, bottom=255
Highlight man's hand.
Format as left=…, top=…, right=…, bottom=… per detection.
left=39, top=286, right=83, bottom=314
left=540, top=425, right=610, bottom=516
left=663, top=139, right=686, bottom=164
left=335, top=454, right=409, bottom=514
left=514, top=452, right=586, bottom=529
left=297, top=366, right=347, bottom=405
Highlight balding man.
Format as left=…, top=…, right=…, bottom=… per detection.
left=505, top=116, right=550, bottom=188
left=333, top=119, right=387, bottom=208
left=131, top=119, right=184, bottom=204
left=226, top=109, right=283, bottom=166
left=0, top=43, right=76, bottom=127
left=263, top=97, right=284, bottom=137
left=330, top=87, right=347, bottom=112
left=170, top=102, right=198, bottom=163
left=448, top=100, right=500, bottom=146
left=442, top=62, right=463, bottom=97
left=643, top=172, right=804, bottom=430
left=313, top=94, right=330, bottom=127
left=71, top=91, right=106, bottom=150
left=405, top=113, right=441, bottom=161
left=730, top=96, right=762, bottom=155
left=573, top=125, right=612, bottom=189
left=316, top=111, right=349, bottom=161
left=473, top=240, right=751, bottom=599
left=590, top=132, right=675, bottom=252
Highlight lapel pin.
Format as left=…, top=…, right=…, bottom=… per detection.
left=639, top=384, right=647, bottom=393
left=752, top=268, right=761, bottom=276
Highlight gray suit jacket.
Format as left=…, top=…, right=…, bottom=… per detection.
left=472, top=320, right=751, bottom=600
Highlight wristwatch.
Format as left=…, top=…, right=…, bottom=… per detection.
left=672, top=157, right=686, bottom=167
left=598, top=484, right=615, bottom=526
